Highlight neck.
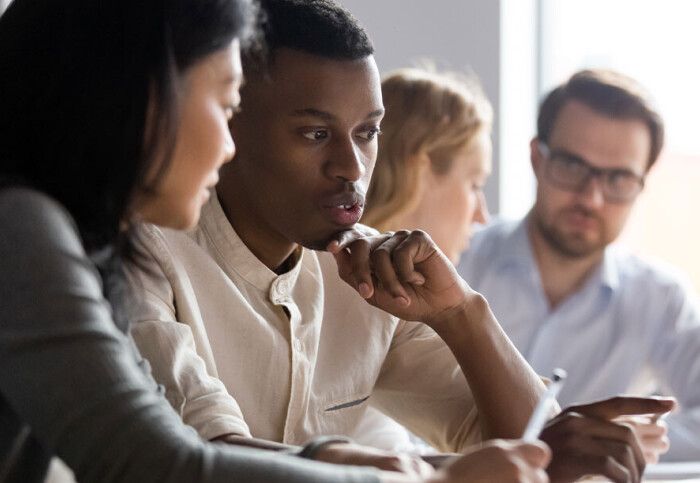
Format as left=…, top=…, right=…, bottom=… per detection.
left=527, top=214, right=604, bottom=309
left=215, top=175, right=297, bottom=273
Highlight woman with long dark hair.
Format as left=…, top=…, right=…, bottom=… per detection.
left=0, top=0, right=390, bottom=481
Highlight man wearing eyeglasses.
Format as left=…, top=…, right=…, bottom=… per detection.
left=457, top=69, right=700, bottom=462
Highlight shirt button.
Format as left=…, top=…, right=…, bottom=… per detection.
left=293, top=339, right=303, bottom=352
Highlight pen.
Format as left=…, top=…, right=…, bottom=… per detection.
left=522, top=368, right=567, bottom=442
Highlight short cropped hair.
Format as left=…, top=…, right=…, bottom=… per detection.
left=538, top=69, right=664, bottom=170
left=250, top=0, right=373, bottom=68
left=363, top=67, right=493, bottom=232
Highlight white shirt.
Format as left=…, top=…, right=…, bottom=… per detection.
left=457, top=218, right=700, bottom=461
left=129, top=193, right=481, bottom=452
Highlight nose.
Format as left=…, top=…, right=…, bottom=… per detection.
left=223, top=129, right=236, bottom=164
left=576, top=173, right=605, bottom=208
left=325, top=135, right=366, bottom=182
left=474, top=191, right=490, bottom=224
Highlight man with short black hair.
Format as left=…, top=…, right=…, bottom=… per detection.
left=132, top=0, right=544, bottom=453
left=458, top=69, right=700, bottom=462
left=130, top=3, right=672, bottom=480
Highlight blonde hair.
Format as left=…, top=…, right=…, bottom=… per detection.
left=363, top=67, right=493, bottom=232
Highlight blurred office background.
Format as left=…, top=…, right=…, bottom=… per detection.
left=2, top=0, right=698, bottom=291
left=341, top=0, right=700, bottom=292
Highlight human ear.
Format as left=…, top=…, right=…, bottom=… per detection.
left=529, top=137, right=543, bottom=179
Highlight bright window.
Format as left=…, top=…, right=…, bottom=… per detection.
left=540, top=0, right=700, bottom=292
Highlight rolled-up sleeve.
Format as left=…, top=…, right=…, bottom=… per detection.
left=372, top=320, right=481, bottom=453
left=649, top=277, right=700, bottom=461
left=129, top=227, right=252, bottom=440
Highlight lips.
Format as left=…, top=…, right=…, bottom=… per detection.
left=322, top=191, right=365, bottom=226
left=565, top=208, right=600, bottom=232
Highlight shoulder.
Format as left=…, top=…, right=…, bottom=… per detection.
left=0, top=186, right=75, bottom=230
left=469, top=218, right=519, bottom=252
left=136, top=222, right=205, bottom=272
left=611, top=247, right=695, bottom=303
left=0, top=186, right=83, bottom=257
left=606, top=246, right=690, bottom=289
left=457, top=218, right=520, bottom=274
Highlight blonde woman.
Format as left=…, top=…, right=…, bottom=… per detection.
left=363, top=67, right=492, bottom=264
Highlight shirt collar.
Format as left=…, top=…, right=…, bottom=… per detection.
left=598, top=245, right=620, bottom=291
left=495, top=215, right=620, bottom=292
left=493, top=217, right=537, bottom=272
left=196, top=190, right=303, bottom=293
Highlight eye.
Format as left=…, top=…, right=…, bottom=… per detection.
left=301, top=130, right=329, bottom=141
left=608, top=170, right=638, bottom=189
left=555, top=156, right=588, bottom=175
left=356, top=126, right=382, bottom=141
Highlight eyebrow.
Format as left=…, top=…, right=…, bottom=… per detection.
left=290, top=108, right=385, bottom=121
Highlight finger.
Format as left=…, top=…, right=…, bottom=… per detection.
left=551, top=413, right=645, bottom=477
left=328, top=229, right=395, bottom=253
left=618, top=416, right=668, bottom=444
left=534, top=467, right=549, bottom=483
left=344, top=239, right=375, bottom=299
left=327, top=229, right=364, bottom=253
left=645, top=451, right=660, bottom=464
left=370, top=233, right=412, bottom=305
left=517, top=440, right=551, bottom=469
left=332, top=247, right=374, bottom=299
left=568, top=396, right=676, bottom=421
left=583, top=453, right=633, bottom=483
left=332, top=249, right=352, bottom=283
left=640, top=433, right=670, bottom=455
left=391, top=232, right=430, bottom=285
left=598, top=438, right=643, bottom=483
left=634, top=421, right=668, bottom=439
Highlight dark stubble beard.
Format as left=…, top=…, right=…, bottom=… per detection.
left=533, top=206, right=607, bottom=259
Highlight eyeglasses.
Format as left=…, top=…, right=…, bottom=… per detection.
left=538, top=142, right=645, bottom=204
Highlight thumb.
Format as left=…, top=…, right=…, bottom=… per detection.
left=517, top=440, right=551, bottom=468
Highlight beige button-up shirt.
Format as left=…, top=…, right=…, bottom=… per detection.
left=130, top=194, right=481, bottom=452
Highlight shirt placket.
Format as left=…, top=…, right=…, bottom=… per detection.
left=271, top=277, right=310, bottom=445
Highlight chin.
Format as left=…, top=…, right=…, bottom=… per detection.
left=296, top=226, right=348, bottom=252
left=164, top=206, right=200, bottom=231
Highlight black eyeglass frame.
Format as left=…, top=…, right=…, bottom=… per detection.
left=537, top=141, right=646, bottom=204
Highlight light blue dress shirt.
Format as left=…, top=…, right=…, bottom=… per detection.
left=457, top=217, right=700, bottom=461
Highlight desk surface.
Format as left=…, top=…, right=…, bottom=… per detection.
left=582, top=462, right=700, bottom=482
left=645, top=462, right=700, bottom=481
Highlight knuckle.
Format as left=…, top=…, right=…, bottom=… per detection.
left=559, top=412, right=586, bottom=432
left=602, top=455, right=626, bottom=477
left=370, top=245, right=392, bottom=262
left=408, top=229, right=430, bottom=241
left=619, top=424, right=636, bottom=442
left=610, top=395, right=626, bottom=406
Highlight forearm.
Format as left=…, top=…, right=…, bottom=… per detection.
left=213, top=434, right=299, bottom=452
left=428, top=293, right=546, bottom=440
